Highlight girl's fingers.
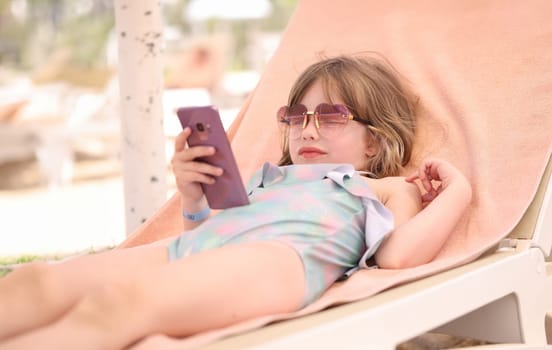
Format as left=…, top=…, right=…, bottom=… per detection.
left=176, top=170, right=216, bottom=185
left=421, top=190, right=437, bottom=203
left=406, top=167, right=431, bottom=192
left=407, top=158, right=456, bottom=207
left=174, top=128, right=191, bottom=152
left=173, top=145, right=216, bottom=163
left=420, top=176, right=433, bottom=193
left=405, top=172, right=419, bottom=182
left=173, top=159, right=223, bottom=177
left=406, top=162, right=429, bottom=182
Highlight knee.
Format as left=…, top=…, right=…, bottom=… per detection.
left=11, top=261, right=50, bottom=281
left=11, top=262, right=60, bottom=303
left=69, top=282, right=150, bottom=329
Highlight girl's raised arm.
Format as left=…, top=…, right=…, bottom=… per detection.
left=375, top=158, right=472, bottom=269
left=171, top=128, right=223, bottom=231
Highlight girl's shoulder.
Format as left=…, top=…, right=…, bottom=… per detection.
left=363, top=176, right=421, bottom=206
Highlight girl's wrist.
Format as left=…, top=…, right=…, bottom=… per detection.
left=182, top=206, right=211, bottom=222
left=180, top=196, right=210, bottom=221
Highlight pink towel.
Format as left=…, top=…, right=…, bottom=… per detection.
left=124, top=0, right=552, bottom=348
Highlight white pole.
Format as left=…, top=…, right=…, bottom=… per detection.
left=113, top=0, right=167, bottom=235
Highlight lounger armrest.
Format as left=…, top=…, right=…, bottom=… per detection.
left=509, top=154, right=552, bottom=258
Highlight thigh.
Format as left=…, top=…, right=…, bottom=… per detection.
left=47, top=242, right=169, bottom=298
left=129, top=241, right=306, bottom=337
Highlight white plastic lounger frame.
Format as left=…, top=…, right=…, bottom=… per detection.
left=198, top=155, right=552, bottom=349
left=456, top=346, right=551, bottom=350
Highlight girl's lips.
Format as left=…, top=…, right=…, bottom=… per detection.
left=298, top=147, right=327, bottom=159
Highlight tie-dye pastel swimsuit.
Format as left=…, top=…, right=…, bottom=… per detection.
left=168, top=162, right=394, bottom=305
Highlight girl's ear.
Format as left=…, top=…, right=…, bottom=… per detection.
left=365, top=146, right=377, bottom=158
left=365, top=137, right=379, bottom=158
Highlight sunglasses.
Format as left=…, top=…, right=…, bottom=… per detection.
left=277, top=103, right=372, bottom=139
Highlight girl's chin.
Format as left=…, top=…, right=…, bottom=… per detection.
left=293, top=157, right=359, bottom=167
left=295, top=157, right=328, bottom=164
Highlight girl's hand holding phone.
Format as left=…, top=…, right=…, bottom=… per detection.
left=175, top=106, right=249, bottom=209
left=171, top=128, right=223, bottom=208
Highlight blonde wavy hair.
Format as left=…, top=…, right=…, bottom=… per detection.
left=277, top=54, right=418, bottom=178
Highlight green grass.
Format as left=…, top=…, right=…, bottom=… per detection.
left=0, top=254, right=65, bottom=265
left=0, top=255, right=42, bottom=265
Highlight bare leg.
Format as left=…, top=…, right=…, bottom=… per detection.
left=1, top=241, right=306, bottom=350
left=0, top=239, right=170, bottom=340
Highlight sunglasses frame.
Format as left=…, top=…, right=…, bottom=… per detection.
left=277, top=103, right=372, bottom=130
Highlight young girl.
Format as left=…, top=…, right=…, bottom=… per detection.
left=0, top=55, right=472, bottom=349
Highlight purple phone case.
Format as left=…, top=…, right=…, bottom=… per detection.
left=176, top=106, right=249, bottom=209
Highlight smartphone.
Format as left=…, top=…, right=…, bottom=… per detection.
left=176, top=105, right=249, bottom=209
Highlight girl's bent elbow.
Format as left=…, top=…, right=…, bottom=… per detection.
left=375, top=253, right=411, bottom=270
left=375, top=251, right=432, bottom=269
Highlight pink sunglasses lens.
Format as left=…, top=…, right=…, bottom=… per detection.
left=287, top=104, right=307, bottom=117
left=316, top=103, right=347, bottom=115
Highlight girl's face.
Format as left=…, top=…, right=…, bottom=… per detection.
left=288, top=81, right=377, bottom=169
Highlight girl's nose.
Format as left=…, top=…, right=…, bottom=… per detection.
left=301, top=115, right=320, bottom=140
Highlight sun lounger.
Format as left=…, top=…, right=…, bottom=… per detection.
left=120, top=0, right=552, bottom=348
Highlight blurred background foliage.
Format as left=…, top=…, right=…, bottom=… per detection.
left=0, top=0, right=297, bottom=74
left=0, top=0, right=297, bottom=190
left=0, top=0, right=298, bottom=253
